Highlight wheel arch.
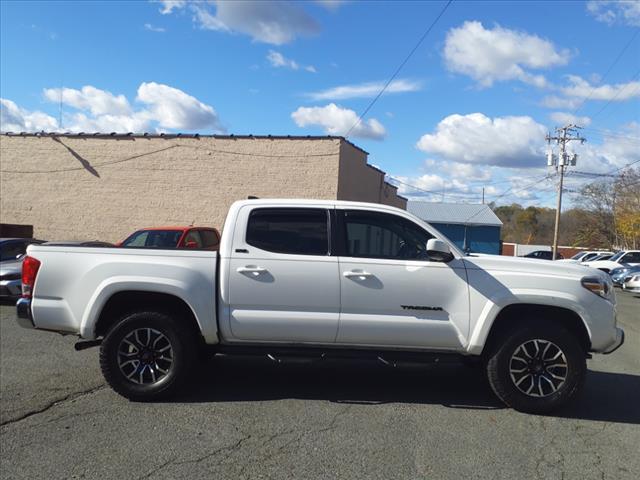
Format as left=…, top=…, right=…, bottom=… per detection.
left=94, top=290, right=203, bottom=343
left=481, top=304, right=591, bottom=357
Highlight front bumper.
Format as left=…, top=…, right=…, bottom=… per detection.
left=16, top=298, right=35, bottom=329
left=602, top=327, right=625, bottom=355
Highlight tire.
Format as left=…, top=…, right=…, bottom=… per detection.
left=485, top=322, right=586, bottom=413
left=99, top=310, right=197, bottom=401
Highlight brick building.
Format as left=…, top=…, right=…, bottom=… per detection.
left=0, top=133, right=406, bottom=242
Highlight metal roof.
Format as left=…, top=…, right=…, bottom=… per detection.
left=1, top=132, right=369, bottom=155
left=407, top=202, right=503, bottom=227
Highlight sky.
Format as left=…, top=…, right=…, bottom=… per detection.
left=1, top=0, right=639, bottom=207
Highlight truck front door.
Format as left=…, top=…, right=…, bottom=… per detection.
left=227, top=206, right=340, bottom=343
left=336, top=209, right=470, bottom=350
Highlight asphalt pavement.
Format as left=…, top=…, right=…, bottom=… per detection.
left=1, top=292, right=639, bottom=480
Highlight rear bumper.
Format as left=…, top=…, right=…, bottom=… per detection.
left=0, top=279, right=21, bottom=298
left=602, top=327, right=624, bottom=355
left=16, top=298, right=35, bottom=329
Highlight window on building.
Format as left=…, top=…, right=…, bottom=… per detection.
left=343, top=211, right=434, bottom=260
left=246, top=208, right=329, bottom=256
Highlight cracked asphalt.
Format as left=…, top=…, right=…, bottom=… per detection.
left=1, top=291, right=639, bottom=480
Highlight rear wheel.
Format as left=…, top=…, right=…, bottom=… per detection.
left=486, top=322, right=586, bottom=413
left=99, top=311, right=197, bottom=401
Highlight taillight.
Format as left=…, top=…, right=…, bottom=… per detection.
left=22, top=256, right=41, bottom=298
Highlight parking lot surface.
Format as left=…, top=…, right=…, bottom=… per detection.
left=1, top=292, right=639, bottom=480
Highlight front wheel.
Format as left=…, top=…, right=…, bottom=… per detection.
left=486, top=323, right=586, bottom=413
left=99, top=311, right=197, bottom=401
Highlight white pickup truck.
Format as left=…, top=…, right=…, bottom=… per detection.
left=17, top=199, right=624, bottom=413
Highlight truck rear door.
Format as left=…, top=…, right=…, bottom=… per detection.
left=226, top=206, right=340, bottom=343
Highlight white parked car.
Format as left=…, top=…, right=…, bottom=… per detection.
left=622, top=274, right=640, bottom=293
left=16, top=199, right=624, bottom=413
left=557, top=251, right=613, bottom=263
left=583, top=250, right=640, bottom=273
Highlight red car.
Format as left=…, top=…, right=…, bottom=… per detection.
left=119, top=226, right=220, bottom=250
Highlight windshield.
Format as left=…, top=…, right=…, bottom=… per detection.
left=571, top=252, right=587, bottom=260
left=121, top=230, right=182, bottom=249
left=609, top=251, right=625, bottom=262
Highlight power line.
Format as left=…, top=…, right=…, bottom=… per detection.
left=461, top=174, right=554, bottom=224
left=573, top=29, right=640, bottom=116
left=345, top=0, right=453, bottom=138
left=581, top=127, right=640, bottom=144
left=589, top=68, right=640, bottom=121
left=386, top=175, right=479, bottom=199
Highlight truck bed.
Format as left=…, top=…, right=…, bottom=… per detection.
left=25, top=245, right=218, bottom=342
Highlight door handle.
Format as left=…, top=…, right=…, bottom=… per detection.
left=343, top=270, right=373, bottom=279
left=237, top=266, right=267, bottom=276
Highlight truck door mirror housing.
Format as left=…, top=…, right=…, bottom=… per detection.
left=426, top=239, right=454, bottom=262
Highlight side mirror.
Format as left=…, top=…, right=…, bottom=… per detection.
left=426, top=239, right=454, bottom=262
left=184, top=240, right=198, bottom=249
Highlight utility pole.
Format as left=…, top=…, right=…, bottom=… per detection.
left=482, top=187, right=485, bottom=204
left=546, top=124, right=586, bottom=260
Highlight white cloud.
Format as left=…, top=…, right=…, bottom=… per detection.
left=291, top=103, right=386, bottom=140
left=559, top=75, right=640, bottom=101
left=189, top=1, right=320, bottom=45
left=425, top=159, right=493, bottom=182
left=549, top=112, right=591, bottom=127
left=0, top=98, right=58, bottom=132
left=43, top=86, right=132, bottom=116
left=586, top=0, right=640, bottom=26
left=443, top=21, right=570, bottom=88
left=156, top=0, right=187, bottom=15
left=315, top=0, right=344, bottom=11
left=136, top=82, right=222, bottom=130
left=144, top=23, right=166, bottom=33
left=266, top=50, right=316, bottom=72
left=573, top=122, right=640, bottom=173
left=416, top=113, right=547, bottom=167
left=306, top=79, right=421, bottom=101
left=540, top=95, right=582, bottom=110
left=2, top=83, right=224, bottom=133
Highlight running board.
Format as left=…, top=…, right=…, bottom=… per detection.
left=216, top=344, right=465, bottom=366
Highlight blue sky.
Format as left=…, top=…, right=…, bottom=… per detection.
left=1, top=0, right=639, bottom=207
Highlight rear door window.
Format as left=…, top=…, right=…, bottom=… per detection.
left=246, top=208, right=329, bottom=256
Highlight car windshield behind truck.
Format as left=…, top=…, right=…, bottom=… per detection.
left=121, top=230, right=182, bottom=249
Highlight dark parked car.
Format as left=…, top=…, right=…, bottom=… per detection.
left=42, top=241, right=115, bottom=247
left=610, top=264, right=640, bottom=286
left=0, top=238, right=46, bottom=299
left=522, top=250, right=563, bottom=260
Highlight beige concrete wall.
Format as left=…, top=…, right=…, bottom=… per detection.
left=0, top=136, right=341, bottom=242
left=336, top=142, right=407, bottom=209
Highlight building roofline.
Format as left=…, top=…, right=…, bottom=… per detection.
left=1, top=131, right=369, bottom=155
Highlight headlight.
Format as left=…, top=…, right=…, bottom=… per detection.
left=582, top=276, right=614, bottom=301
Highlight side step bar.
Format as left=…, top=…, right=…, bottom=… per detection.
left=216, top=344, right=466, bottom=366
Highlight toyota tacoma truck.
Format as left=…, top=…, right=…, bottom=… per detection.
left=16, top=199, right=624, bottom=413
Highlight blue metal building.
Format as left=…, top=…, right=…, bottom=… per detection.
left=407, top=202, right=503, bottom=255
